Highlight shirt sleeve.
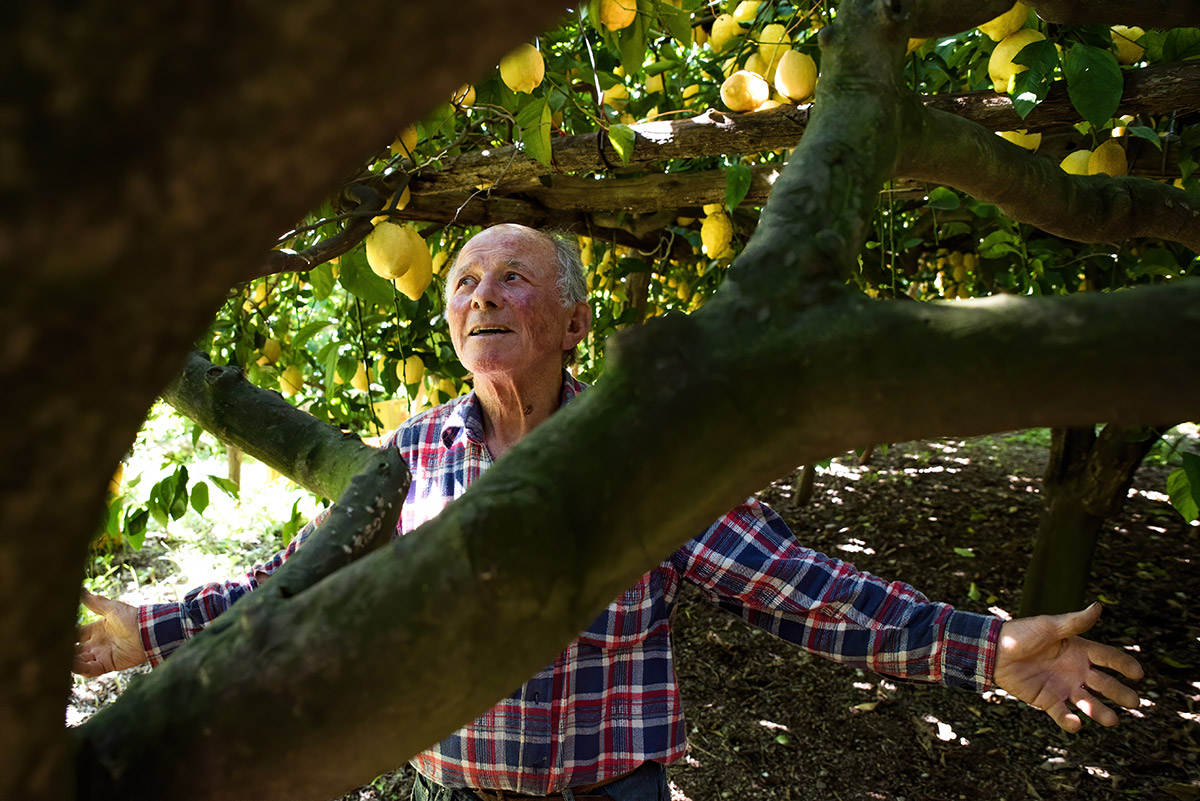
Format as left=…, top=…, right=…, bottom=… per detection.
left=670, top=498, right=1002, bottom=692
left=139, top=506, right=333, bottom=665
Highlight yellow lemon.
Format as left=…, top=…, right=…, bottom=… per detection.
left=774, top=49, right=817, bottom=102
left=721, top=69, right=770, bottom=111
left=978, top=2, right=1029, bottom=42
left=257, top=337, right=282, bottom=366
left=390, top=125, right=418, bottom=158
left=398, top=354, right=425, bottom=386
left=392, top=230, right=434, bottom=300
left=907, top=38, right=927, bottom=55
left=1111, top=26, right=1145, bottom=64
left=599, top=0, right=637, bottom=31
left=431, top=249, right=451, bottom=276
left=280, top=365, right=304, bottom=396
left=1088, top=140, right=1128, bottom=176
left=603, top=83, right=630, bottom=108
left=989, top=29, right=1046, bottom=94
left=365, top=221, right=418, bottom=279
left=692, top=24, right=708, bottom=47
left=682, top=84, right=700, bottom=105
left=371, top=186, right=411, bottom=226
left=451, top=83, right=476, bottom=107
left=372, top=399, right=409, bottom=434
left=645, top=73, right=664, bottom=94
left=701, top=212, right=733, bottom=257
left=757, top=23, right=791, bottom=74
left=1059, top=149, right=1092, bottom=175
left=350, top=361, right=370, bottom=392
left=710, top=14, right=743, bottom=52
left=733, top=0, right=760, bottom=25
left=997, top=129, right=1041, bottom=151
left=500, top=44, right=545, bottom=94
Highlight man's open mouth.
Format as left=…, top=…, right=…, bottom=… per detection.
left=469, top=326, right=512, bottom=336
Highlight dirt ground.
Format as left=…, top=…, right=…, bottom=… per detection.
left=71, top=434, right=1199, bottom=800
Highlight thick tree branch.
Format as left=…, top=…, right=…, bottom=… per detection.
left=1028, top=0, right=1200, bottom=27
left=258, top=186, right=388, bottom=280
left=161, top=351, right=387, bottom=502
left=896, top=99, right=1200, bottom=250
left=910, top=0, right=1013, bottom=37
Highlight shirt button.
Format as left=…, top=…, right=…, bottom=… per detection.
left=532, top=692, right=540, bottom=701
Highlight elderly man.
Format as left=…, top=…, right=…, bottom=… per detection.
left=77, top=224, right=1144, bottom=801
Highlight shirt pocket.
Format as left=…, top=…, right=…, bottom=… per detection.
left=576, top=569, right=666, bottom=650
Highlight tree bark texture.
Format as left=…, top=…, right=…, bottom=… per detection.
left=1019, top=424, right=1163, bottom=616
left=0, top=3, right=573, bottom=799
left=69, top=1, right=1200, bottom=797
left=162, top=351, right=387, bottom=502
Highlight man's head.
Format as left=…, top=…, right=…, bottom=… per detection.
left=446, top=224, right=591, bottom=381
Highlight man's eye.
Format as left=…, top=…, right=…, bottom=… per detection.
left=506, top=272, right=520, bottom=281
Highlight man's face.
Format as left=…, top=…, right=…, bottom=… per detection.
left=447, top=225, right=582, bottom=381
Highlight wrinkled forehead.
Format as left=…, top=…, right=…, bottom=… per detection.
left=452, top=225, right=556, bottom=278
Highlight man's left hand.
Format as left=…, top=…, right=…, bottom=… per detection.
left=993, top=602, right=1144, bottom=732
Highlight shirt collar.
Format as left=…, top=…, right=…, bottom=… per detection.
left=439, top=371, right=587, bottom=450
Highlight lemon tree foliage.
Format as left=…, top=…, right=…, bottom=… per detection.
left=95, top=1, right=1199, bottom=555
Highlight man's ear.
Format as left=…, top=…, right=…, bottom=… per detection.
left=563, top=301, right=592, bottom=350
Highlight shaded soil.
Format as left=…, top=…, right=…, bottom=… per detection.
left=73, top=435, right=1200, bottom=800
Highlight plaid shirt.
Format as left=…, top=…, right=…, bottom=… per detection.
left=140, top=375, right=1002, bottom=794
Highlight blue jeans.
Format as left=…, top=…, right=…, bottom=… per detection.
left=411, top=761, right=669, bottom=801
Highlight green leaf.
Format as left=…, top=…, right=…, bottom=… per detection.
left=1167, top=452, right=1200, bottom=523
left=927, top=186, right=960, bottom=211
left=124, top=508, right=149, bottom=549
left=339, top=250, right=395, bottom=306
left=168, top=466, right=189, bottom=521
left=1126, top=125, right=1163, bottom=150
left=1064, top=45, right=1123, bottom=130
left=609, top=123, right=636, bottom=166
left=190, top=481, right=210, bottom=515
left=323, top=344, right=341, bottom=397
left=1163, top=28, right=1200, bottom=63
left=953, top=547, right=976, bottom=558
left=725, top=163, right=753, bottom=211
left=516, top=97, right=553, bottom=167
left=657, top=1, right=692, bottom=47
left=616, top=10, right=648, bottom=75
left=208, top=475, right=240, bottom=499
left=967, top=581, right=982, bottom=601
left=291, top=319, right=333, bottom=350
left=1010, top=40, right=1060, bottom=118
left=309, top=262, right=335, bottom=301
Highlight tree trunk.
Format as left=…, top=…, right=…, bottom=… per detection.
left=1019, top=424, right=1163, bottom=616
left=227, top=446, right=243, bottom=490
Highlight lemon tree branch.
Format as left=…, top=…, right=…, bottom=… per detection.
left=1027, top=0, right=1200, bottom=27
left=896, top=99, right=1200, bottom=251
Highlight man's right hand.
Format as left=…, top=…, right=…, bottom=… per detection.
left=73, top=590, right=148, bottom=677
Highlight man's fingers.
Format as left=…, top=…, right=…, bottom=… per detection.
left=80, top=589, right=115, bottom=617
left=1087, top=641, right=1145, bottom=682
left=1086, top=668, right=1141, bottom=709
left=1054, top=601, right=1103, bottom=639
left=1045, top=700, right=1082, bottom=733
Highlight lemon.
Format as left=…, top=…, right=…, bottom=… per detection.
left=997, top=129, right=1041, bottom=151
left=392, top=230, right=434, bottom=300
left=692, top=24, right=708, bottom=47
left=702, top=202, right=724, bottom=215
left=907, top=38, right=927, bottom=54
left=757, top=23, right=791, bottom=74
left=371, top=186, right=411, bottom=226
left=599, top=0, right=637, bottom=31
left=108, top=463, right=124, bottom=496
left=451, top=83, right=476, bottom=107
left=257, top=337, right=282, bottom=366
left=1111, top=26, right=1145, bottom=64
left=280, top=365, right=304, bottom=397
left=989, top=29, right=1045, bottom=94
left=744, top=51, right=769, bottom=79
left=500, top=44, right=545, bottom=94
left=732, top=0, right=760, bottom=25
left=721, top=69, right=770, bottom=111
left=390, top=125, right=418, bottom=158
left=682, top=84, right=700, bottom=105
left=431, top=249, right=451, bottom=276
left=710, top=14, right=743, bottom=52
left=1088, top=140, right=1127, bottom=176
left=978, top=2, right=1029, bottom=42
left=645, top=73, right=664, bottom=94
left=372, top=399, right=409, bottom=434
left=365, top=221, right=419, bottom=279
left=603, top=83, right=630, bottom=108
left=774, top=49, right=817, bottom=102
left=398, top=354, right=425, bottom=386
left=1059, top=149, right=1092, bottom=175
left=701, top=212, right=733, bottom=257
left=349, top=361, right=371, bottom=392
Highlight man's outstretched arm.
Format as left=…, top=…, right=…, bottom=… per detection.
left=73, top=590, right=147, bottom=677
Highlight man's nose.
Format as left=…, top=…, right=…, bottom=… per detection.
left=470, top=274, right=502, bottom=309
